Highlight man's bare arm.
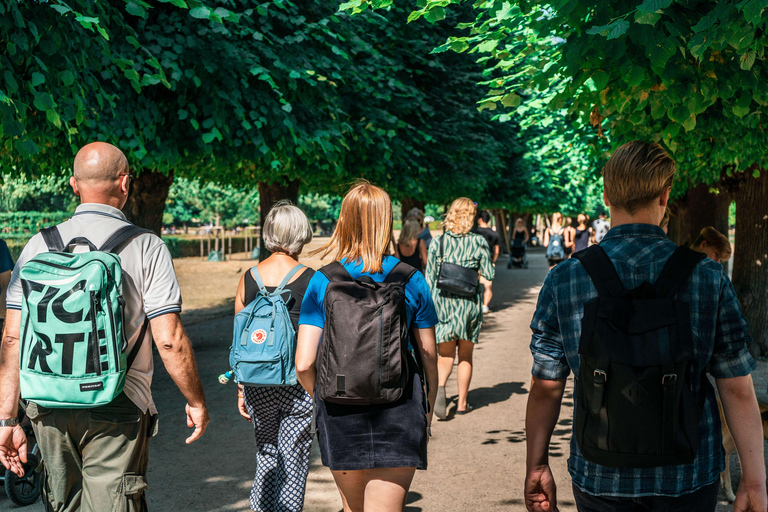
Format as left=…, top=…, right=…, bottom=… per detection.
left=716, top=375, right=767, bottom=512
left=150, top=313, right=209, bottom=444
left=525, top=376, right=567, bottom=512
left=0, top=309, right=26, bottom=475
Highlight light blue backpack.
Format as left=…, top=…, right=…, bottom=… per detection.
left=229, top=264, right=303, bottom=387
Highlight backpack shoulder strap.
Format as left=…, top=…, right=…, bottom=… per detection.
left=100, top=225, right=154, bottom=254
left=384, top=261, right=417, bottom=285
left=654, top=246, right=706, bottom=298
left=250, top=267, right=269, bottom=295
left=275, top=264, right=305, bottom=294
left=319, top=261, right=353, bottom=282
left=41, top=226, right=65, bottom=252
left=126, top=318, right=150, bottom=370
left=572, top=245, right=625, bottom=298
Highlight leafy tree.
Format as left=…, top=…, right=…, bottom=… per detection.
left=344, top=0, right=768, bottom=355
left=0, top=173, right=76, bottom=213
left=164, top=178, right=259, bottom=229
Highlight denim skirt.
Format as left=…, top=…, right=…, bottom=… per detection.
left=316, top=369, right=428, bottom=471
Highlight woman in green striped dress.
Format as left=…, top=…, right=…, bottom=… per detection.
left=425, top=198, right=495, bottom=419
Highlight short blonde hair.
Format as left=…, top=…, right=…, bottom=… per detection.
left=406, top=207, right=424, bottom=225
left=603, top=141, right=676, bottom=215
left=552, top=212, right=563, bottom=225
left=311, top=181, right=392, bottom=273
left=399, top=219, right=421, bottom=244
left=692, top=226, right=732, bottom=258
left=443, top=197, right=476, bottom=235
left=262, top=201, right=313, bottom=255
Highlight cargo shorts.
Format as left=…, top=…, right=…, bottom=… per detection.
left=27, top=393, right=156, bottom=512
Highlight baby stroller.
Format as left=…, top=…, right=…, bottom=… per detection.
left=507, top=238, right=528, bottom=269
left=1, top=401, right=43, bottom=507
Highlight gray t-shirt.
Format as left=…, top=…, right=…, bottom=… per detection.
left=6, top=203, right=182, bottom=414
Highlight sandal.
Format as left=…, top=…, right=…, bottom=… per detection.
left=456, top=404, right=474, bottom=415
left=435, top=386, right=447, bottom=420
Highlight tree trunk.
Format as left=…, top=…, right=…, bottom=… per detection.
left=257, top=179, right=300, bottom=261
left=122, top=169, right=174, bottom=236
left=732, top=170, right=768, bottom=358
left=667, top=183, right=730, bottom=248
left=400, top=197, right=426, bottom=220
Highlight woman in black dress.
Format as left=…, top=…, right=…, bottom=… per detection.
left=395, top=219, right=428, bottom=272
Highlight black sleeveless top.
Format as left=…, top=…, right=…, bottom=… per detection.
left=397, top=243, right=423, bottom=272
left=243, top=267, right=315, bottom=330
left=574, top=227, right=589, bottom=253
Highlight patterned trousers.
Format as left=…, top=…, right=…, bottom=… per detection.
left=243, top=384, right=313, bottom=512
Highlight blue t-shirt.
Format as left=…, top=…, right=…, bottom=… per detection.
left=299, top=256, right=438, bottom=337
left=0, top=240, right=13, bottom=274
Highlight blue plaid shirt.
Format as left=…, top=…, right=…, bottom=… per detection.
left=530, top=224, right=756, bottom=497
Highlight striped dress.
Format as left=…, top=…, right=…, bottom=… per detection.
left=425, top=231, right=495, bottom=344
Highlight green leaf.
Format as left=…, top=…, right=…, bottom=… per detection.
left=281, top=103, right=293, bottom=113
left=124, top=69, right=140, bottom=82
left=668, top=105, right=690, bottom=124
left=190, top=119, right=199, bottom=130
left=743, top=0, right=768, bottom=25
left=478, top=39, right=500, bottom=52
left=96, top=26, right=109, bottom=40
left=624, top=65, right=645, bottom=86
left=125, top=2, right=147, bottom=17
left=732, top=104, right=750, bottom=117
left=634, top=11, right=662, bottom=25
left=424, top=7, right=446, bottom=23
left=2, top=117, right=24, bottom=137
left=501, top=93, right=521, bottom=107
left=740, top=50, right=757, bottom=70
left=59, top=70, right=75, bottom=86
left=178, top=109, right=188, bottom=120
left=31, top=72, right=45, bottom=87
left=592, top=70, right=609, bottom=91
left=189, top=6, right=212, bottom=19
left=202, top=132, right=216, bottom=143
left=159, top=0, right=188, bottom=7
left=33, top=92, right=56, bottom=111
left=46, top=109, right=62, bottom=128
left=637, top=0, right=673, bottom=13
left=50, top=4, right=72, bottom=15
left=14, top=137, right=39, bottom=157
left=125, top=35, right=141, bottom=48
left=587, top=19, right=629, bottom=39
left=682, top=114, right=696, bottom=131
left=662, top=122, right=681, bottom=141
left=3, top=71, right=18, bottom=93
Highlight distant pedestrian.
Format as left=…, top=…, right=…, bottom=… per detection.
left=543, top=212, right=566, bottom=268
left=407, top=207, right=433, bottom=249
left=591, top=212, right=610, bottom=243
left=396, top=219, right=428, bottom=272
left=691, top=226, right=732, bottom=264
left=525, top=140, right=765, bottom=512
left=563, top=217, right=576, bottom=257
left=0, top=142, right=209, bottom=511
left=426, top=198, right=495, bottom=419
left=296, top=182, right=438, bottom=512
left=232, top=201, right=315, bottom=512
left=513, top=218, right=529, bottom=246
left=572, top=214, right=591, bottom=254
left=471, top=210, right=500, bottom=313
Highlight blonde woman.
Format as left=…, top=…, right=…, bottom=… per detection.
left=295, top=182, right=438, bottom=512
left=543, top=212, right=566, bottom=267
left=425, top=198, right=495, bottom=419
left=396, top=219, right=428, bottom=271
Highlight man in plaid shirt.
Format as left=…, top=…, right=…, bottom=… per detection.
left=525, top=141, right=766, bottom=512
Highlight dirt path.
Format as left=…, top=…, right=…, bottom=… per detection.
left=5, top=245, right=766, bottom=511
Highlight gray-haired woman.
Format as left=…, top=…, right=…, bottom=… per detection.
left=233, top=201, right=315, bottom=512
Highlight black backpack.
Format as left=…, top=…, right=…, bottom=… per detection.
left=316, top=261, right=416, bottom=405
left=572, top=245, right=706, bottom=468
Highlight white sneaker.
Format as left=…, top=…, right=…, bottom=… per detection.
left=482, top=305, right=490, bottom=314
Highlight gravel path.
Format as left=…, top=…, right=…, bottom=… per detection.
left=4, top=245, right=765, bottom=511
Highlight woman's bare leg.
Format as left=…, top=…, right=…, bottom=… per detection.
left=331, top=469, right=365, bottom=512
left=437, top=340, right=457, bottom=387
left=456, top=339, right=475, bottom=411
left=363, top=467, right=416, bottom=512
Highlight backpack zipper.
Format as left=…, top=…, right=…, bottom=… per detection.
left=90, top=292, right=102, bottom=376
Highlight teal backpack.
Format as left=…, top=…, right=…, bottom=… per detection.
left=18, top=225, right=152, bottom=408
left=229, top=265, right=303, bottom=387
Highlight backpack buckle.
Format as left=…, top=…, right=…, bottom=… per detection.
left=593, top=369, right=607, bottom=383
left=662, top=373, right=677, bottom=386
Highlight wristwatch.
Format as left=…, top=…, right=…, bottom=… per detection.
left=0, top=418, right=20, bottom=427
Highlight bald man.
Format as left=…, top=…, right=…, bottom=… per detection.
left=0, top=142, right=209, bottom=511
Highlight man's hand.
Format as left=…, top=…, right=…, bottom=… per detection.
left=525, top=464, right=558, bottom=512
left=185, top=403, right=209, bottom=444
left=734, top=481, right=768, bottom=512
left=0, top=425, right=27, bottom=476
